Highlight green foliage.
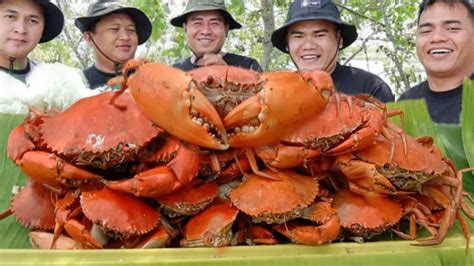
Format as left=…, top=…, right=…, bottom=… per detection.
left=0, top=115, right=30, bottom=249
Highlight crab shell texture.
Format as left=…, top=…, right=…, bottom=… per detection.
left=224, top=69, right=334, bottom=148
left=7, top=180, right=55, bottom=230
left=284, top=95, right=384, bottom=154
left=229, top=169, right=318, bottom=224
left=156, top=180, right=218, bottom=217
left=80, top=187, right=160, bottom=237
left=188, top=65, right=260, bottom=118
left=39, top=91, right=162, bottom=170
left=274, top=201, right=341, bottom=245
left=332, top=189, right=402, bottom=238
left=124, top=61, right=228, bottom=150
left=180, top=204, right=239, bottom=247
left=349, top=130, right=454, bottom=192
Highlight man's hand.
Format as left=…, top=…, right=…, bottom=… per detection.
left=197, top=53, right=227, bottom=66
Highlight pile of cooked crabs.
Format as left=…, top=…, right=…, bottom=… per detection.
left=2, top=60, right=472, bottom=249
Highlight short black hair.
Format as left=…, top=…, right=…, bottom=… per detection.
left=418, top=0, right=474, bottom=24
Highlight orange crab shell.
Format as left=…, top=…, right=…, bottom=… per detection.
left=352, top=130, right=454, bottom=192
left=8, top=180, right=56, bottom=230
left=229, top=169, right=318, bottom=224
left=80, top=187, right=160, bottom=237
left=155, top=180, right=218, bottom=217
left=40, top=91, right=162, bottom=170
left=188, top=65, right=261, bottom=118
left=181, top=204, right=239, bottom=247
left=332, top=189, right=402, bottom=238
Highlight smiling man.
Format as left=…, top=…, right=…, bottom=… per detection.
left=399, top=0, right=474, bottom=124
left=0, top=0, right=63, bottom=80
left=0, top=0, right=97, bottom=115
left=75, top=0, right=152, bottom=89
left=272, top=0, right=394, bottom=102
left=171, top=0, right=262, bottom=71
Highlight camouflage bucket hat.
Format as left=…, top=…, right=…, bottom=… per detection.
left=170, top=0, right=242, bottom=30
left=74, top=0, right=152, bottom=45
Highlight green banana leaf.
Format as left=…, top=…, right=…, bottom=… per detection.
left=0, top=114, right=30, bottom=249
left=387, top=99, right=445, bottom=154
left=389, top=78, right=474, bottom=194
left=462, top=78, right=474, bottom=170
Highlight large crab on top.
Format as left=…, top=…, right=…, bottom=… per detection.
left=111, top=60, right=334, bottom=150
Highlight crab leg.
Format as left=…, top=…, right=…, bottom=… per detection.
left=18, top=151, right=102, bottom=187
left=255, top=145, right=321, bottom=169
left=334, top=154, right=397, bottom=195
left=63, top=219, right=103, bottom=249
left=106, top=141, right=200, bottom=198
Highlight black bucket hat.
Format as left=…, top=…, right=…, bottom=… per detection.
left=170, top=0, right=242, bottom=30
left=272, top=0, right=358, bottom=53
left=37, top=0, right=64, bottom=43
left=74, top=0, right=152, bottom=45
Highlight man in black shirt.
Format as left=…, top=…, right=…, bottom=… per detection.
left=271, top=0, right=394, bottom=102
left=75, top=1, right=152, bottom=89
left=398, top=0, right=474, bottom=124
left=170, top=0, right=262, bottom=72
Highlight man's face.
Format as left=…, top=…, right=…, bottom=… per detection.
left=287, top=20, right=340, bottom=73
left=416, top=2, right=474, bottom=78
left=184, top=10, right=229, bottom=57
left=86, top=13, right=138, bottom=64
left=0, top=0, right=44, bottom=61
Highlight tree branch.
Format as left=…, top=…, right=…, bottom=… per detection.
left=260, top=0, right=275, bottom=71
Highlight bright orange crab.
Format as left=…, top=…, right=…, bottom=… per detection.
left=229, top=169, right=319, bottom=224
left=254, top=94, right=394, bottom=169
left=334, top=128, right=474, bottom=245
left=180, top=204, right=239, bottom=247
left=155, top=179, right=218, bottom=217
left=331, top=189, right=402, bottom=239
left=7, top=92, right=199, bottom=198
left=112, top=60, right=333, bottom=150
left=229, top=169, right=340, bottom=245
left=0, top=180, right=56, bottom=231
left=53, top=187, right=161, bottom=249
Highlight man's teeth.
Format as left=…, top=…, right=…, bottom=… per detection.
left=301, top=55, right=320, bottom=60
left=429, top=49, right=452, bottom=54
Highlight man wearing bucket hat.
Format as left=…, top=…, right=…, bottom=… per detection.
left=272, top=0, right=394, bottom=102
left=0, top=0, right=63, bottom=80
left=0, top=0, right=97, bottom=115
left=75, top=0, right=152, bottom=89
left=171, top=0, right=262, bottom=71
left=399, top=0, right=473, bottom=124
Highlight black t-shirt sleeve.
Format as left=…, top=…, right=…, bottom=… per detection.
left=398, top=82, right=426, bottom=101
left=371, top=80, right=395, bottom=102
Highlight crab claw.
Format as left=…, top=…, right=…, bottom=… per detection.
left=106, top=141, right=200, bottom=198
left=224, top=70, right=333, bottom=148
left=121, top=61, right=228, bottom=150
